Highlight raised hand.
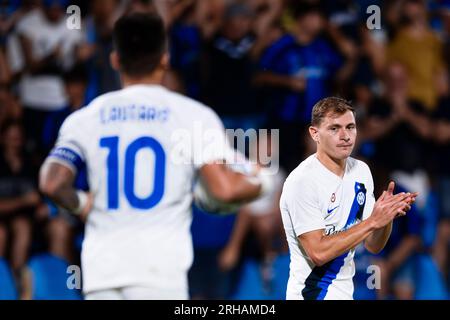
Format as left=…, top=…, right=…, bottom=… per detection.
left=369, top=181, right=418, bottom=229
left=384, top=181, right=418, bottom=217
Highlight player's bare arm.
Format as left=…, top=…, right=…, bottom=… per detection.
left=298, top=191, right=413, bottom=267
left=39, top=161, right=92, bottom=219
left=199, top=163, right=262, bottom=203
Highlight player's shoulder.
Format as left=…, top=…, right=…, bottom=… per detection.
left=280, top=156, right=320, bottom=206
left=90, top=87, right=133, bottom=106
left=61, top=91, right=117, bottom=128
left=284, top=155, right=319, bottom=188
left=164, top=90, right=225, bottom=131
left=347, top=157, right=373, bottom=185
left=124, top=84, right=219, bottom=120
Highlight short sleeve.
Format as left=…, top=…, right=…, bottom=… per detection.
left=46, top=113, right=87, bottom=174
left=362, top=165, right=375, bottom=221
left=282, top=178, right=326, bottom=236
left=192, top=107, right=230, bottom=169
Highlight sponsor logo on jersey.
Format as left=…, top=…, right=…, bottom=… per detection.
left=357, top=191, right=365, bottom=205
left=327, top=206, right=339, bottom=215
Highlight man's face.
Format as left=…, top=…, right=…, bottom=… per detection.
left=298, top=12, right=324, bottom=41
left=45, top=5, right=64, bottom=23
left=385, top=63, right=408, bottom=94
left=403, top=1, right=426, bottom=23
left=310, top=110, right=357, bottom=161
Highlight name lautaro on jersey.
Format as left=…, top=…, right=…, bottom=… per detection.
left=100, top=104, right=170, bottom=124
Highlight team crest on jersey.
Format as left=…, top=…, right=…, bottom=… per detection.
left=357, top=191, right=365, bottom=205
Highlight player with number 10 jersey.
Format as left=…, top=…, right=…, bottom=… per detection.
left=49, top=84, right=228, bottom=296
left=39, top=13, right=264, bottom=299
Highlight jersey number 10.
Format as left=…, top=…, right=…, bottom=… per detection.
left=100, top=136, right=166, bottom=210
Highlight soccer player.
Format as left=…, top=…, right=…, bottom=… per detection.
left=39, top=13, right=265, bottom=300
left=279, top=97, right=417, bottom=300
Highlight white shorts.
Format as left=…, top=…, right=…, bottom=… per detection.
left=84, top=286, right=189, bottom=300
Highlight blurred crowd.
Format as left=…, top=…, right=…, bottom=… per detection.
left=0, top=0, right=449, bottom=300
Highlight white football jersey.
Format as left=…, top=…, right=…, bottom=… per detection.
left=280, top=154, right=375, bottom=300
left=48, top=84, right=229, bottom=295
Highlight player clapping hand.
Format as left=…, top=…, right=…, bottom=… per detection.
left=368, top=181, right=418, bottom=229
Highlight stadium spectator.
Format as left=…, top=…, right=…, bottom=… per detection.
left=255, top=2, right=344, bottom=173
left=0, top=0, right=39, bottom=47
left=0, top=120, right=40, bottom=284
left=169, top=0, right=281, bottom=102
left=247, top=0, right=284, bottom=59
left=169, top=0, right=211, bottom=99
left=364, top=63, right=432, bottom=179
left=41, top=65, right=88, bottom=153
left=387, top=0, right=448, bottom=112
left=76, top=0, right=121, bottom=103
left=325, top=0, right=361, bottom=92
left=203, top=2, right=263, bottom=130
left=14, top=0, right=82, bottom=157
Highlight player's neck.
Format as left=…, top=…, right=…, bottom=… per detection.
left=316, top=150, right=346, bottom=178
left=121, top=71, right=164, bottom=88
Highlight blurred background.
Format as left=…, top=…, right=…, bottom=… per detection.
left=0, top=0, right=449, bottom=300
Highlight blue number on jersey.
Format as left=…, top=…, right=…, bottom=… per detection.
left=100, top=136, right=166, bottom=210
left=100, top=137, right=119, bottom=209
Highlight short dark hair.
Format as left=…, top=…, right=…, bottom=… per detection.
left=113, top=12, right=166, bottom=77
left=311, top=97, right=355, bottom=126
